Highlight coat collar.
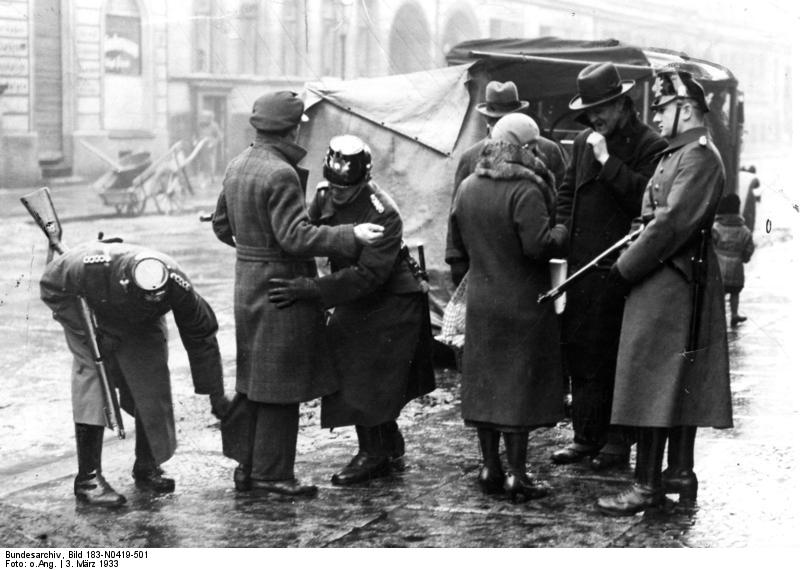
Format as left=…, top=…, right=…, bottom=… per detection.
left=658, top=126, right=709, bottom=156
left=252, top=132, right=307, bottom=165
left=475, top=140, right=553, bottom=188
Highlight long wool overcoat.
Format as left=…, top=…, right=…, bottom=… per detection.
left=212, top=134, right=358, bottom=404
left=309, top=181, right=435, bottom=428
left=449, top=141, right=567, bottom=428
left=612, top=127, right=732, bottom=428
left=712, top=213, right=755, bottom=290
left=40, top=242, right=224, bottom=465
left=555, top=115, right=667, bottom=379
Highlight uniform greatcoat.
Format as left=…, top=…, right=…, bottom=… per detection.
left=212, top=134, right=358, bottom=404
left=449, top=141, right=567, bottom=428
left=309, top=181, right=436, bottom=428
left=612, top=127, right=732, bottom=428
left=555, top=115, right=667, bottom=379
left=40, top=242, right=223, bottom=465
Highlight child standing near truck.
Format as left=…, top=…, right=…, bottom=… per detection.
left=712, top=193, right=755, bottom=326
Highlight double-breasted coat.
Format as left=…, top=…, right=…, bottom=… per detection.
left=309, top=181, right=436, bottom=428
left=612, top=127, right=732, bottom=428
left=40, top=242, right=223, bottom=465
left=555, top=115, right=667, bottom=379
left=448, top=141, right=567, bottom=428
left=212, top=134, right=359, bottom=404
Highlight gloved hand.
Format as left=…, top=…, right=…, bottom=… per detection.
left=267, top=277, right=320, bottom=309
left=449, top=260, right=468, bottom=287
left=353, top=223, right=385, bottom=245
left=96, top=330, right=122, bottom=356
left=606, top=263, right=632, bottom=296
left=209, top=392, right=232, bottom=420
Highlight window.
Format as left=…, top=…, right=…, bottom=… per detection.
left=104, top=0, right=141, bottom=75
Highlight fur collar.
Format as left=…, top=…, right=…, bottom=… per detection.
left=474, top=141, right=555, bottom=192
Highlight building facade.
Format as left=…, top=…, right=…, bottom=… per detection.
left=0, top=0, right=792, bottom=187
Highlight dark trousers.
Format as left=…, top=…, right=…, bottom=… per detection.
left=248, top=400, right=300, bottom=482
left=571, top=374, right=631, bottom=452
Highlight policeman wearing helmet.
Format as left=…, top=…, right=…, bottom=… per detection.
left=40, top=241, right=231, bottom=508
left=596, top=68, right=731, bottom=516
left=269, top=134, right=435, bottom=485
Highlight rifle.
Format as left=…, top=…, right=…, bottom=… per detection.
left=686, top=229, right=709, bottom=358
left=20, top=187, right=126, bottom=439
left=537, top=225, right=644, bottom=304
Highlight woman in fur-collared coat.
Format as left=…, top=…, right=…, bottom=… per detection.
left=447, top=113, right=568, bottom=502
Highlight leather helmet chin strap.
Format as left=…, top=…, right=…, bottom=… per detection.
left=669, top=99, right=683, bottom=139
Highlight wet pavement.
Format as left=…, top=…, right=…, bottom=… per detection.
left=1, top=167, right=799, bottom=548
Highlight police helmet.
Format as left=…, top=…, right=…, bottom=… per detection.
left=651, top=67, right=709, bottom=113
left=323, top=135, right=372, bottom=186
left=131, top=256, right=169, bottom=302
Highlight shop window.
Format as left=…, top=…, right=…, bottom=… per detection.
left=104, top=0, right=141, bottom=75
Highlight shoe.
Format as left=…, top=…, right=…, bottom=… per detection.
left=662, top=468, right=698, bottom=503
left=250, top=478, right=318, bottom=497
left=331, top=451, right=392, bottom=486
left=234, top=464, right=251, bottom=492
left=503, top=471, right=548, bottom=503
left=590, top=452, right=630, bottom=472
left=133, top=464, right=176, bottom=493
left=551, top=444, right=598, bottom=464
left=596, top=483, right=664, bottom=516
left=731, top=315, right=748, bottom=326
left=477, top=465, right=505, bottom=495
left=74, top=472, right=127, bottom=508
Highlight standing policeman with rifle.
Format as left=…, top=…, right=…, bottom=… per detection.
left=24, top=188, right=231, bottom=508
left=595, top=67, right=732, bottom=515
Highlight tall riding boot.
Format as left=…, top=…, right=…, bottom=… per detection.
left=597, top=427, right=667, bottom=516
left=476, top=428, right=503, bottom=494
left=331, top=425, right=391, bottom=486
left=503, top=431, right=547, bottom=502
left=74, top=423, right=126, bottom=507
left=663, top=426, right=698, bottom=503
left=132, top=415, right=175, bottom=493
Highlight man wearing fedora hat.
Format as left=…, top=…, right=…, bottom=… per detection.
left=552, top=62, right=667, bottom=472
left=597, top=67, right=730, bottom=515
left=445, top=80, right=566, bottom=286
left=212, top=90, right=384, bottom=497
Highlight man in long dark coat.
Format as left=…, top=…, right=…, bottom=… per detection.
left=597, top=68, right=731, bottom=515
left=212, top=91, right=383, bottom=497
left=553, top=62, right=667, bottom=471
left=40, top=242, right=230, bottom=508
left=445, top=80, right=567, bottom=286
left=268, top=135, right=435, bottom=485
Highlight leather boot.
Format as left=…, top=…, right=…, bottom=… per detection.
left=663, top=426, right=698, bottom=503
left=331, top=425, right=391, bottom=486
left=234, top=464, right=252, bottom=492
left=132, top=416, right=175, bottom=493
left=503, top=432, right=547, bottom=502
left=74, top=424, right=126, bottom=508
left=597, top=427, right=667, bottom=516
left=476, top=428, right=504, bottom=495
left=382, top=421, right=405, bottom=467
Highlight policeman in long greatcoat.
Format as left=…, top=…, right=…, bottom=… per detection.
left=212, top=92, right=383, bottom=497
left=40, top=241, right=229, bottom=508
left=268, top=135, right=435, bottom=485
left=553, top=62, right=667, bottom=471
left=597, top=68, right=731, bottom=516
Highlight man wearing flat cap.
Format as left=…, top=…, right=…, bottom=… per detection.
left=552, top=62, right=667, bottom=472
left=212, top=90, right=384, bottom=497
left=445, top=80, right=566, bottom=286
left=597, top=67, right=731, bottom=515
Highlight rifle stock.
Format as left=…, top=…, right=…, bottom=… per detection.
left=537, top=225, right=644, bottom=304
left=20, top=188, right=126, bottom=439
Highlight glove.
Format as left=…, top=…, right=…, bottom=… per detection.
left=96, top=330, right=121, bottom=356
left=267, top=277, right=320, bottom=309
left=209, top=392, right=232, bottom=420
left=606, top=263, right=632, bottom=296
left=449, top=260, right=468, bottom=287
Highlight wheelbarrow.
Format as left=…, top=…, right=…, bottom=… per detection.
left=82, top=140, right=153, bottom=216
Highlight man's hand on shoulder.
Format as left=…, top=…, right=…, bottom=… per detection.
left=354, top=223, right=385, bottom=245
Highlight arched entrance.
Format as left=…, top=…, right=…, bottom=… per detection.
left=388, top=2, right=431, bottom=74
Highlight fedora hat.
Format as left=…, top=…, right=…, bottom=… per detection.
left=249, top=91, right=309, bottom=133
left=476, top=81, right=530, bottom=118
left=569, top=62, right=635, bottom=111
